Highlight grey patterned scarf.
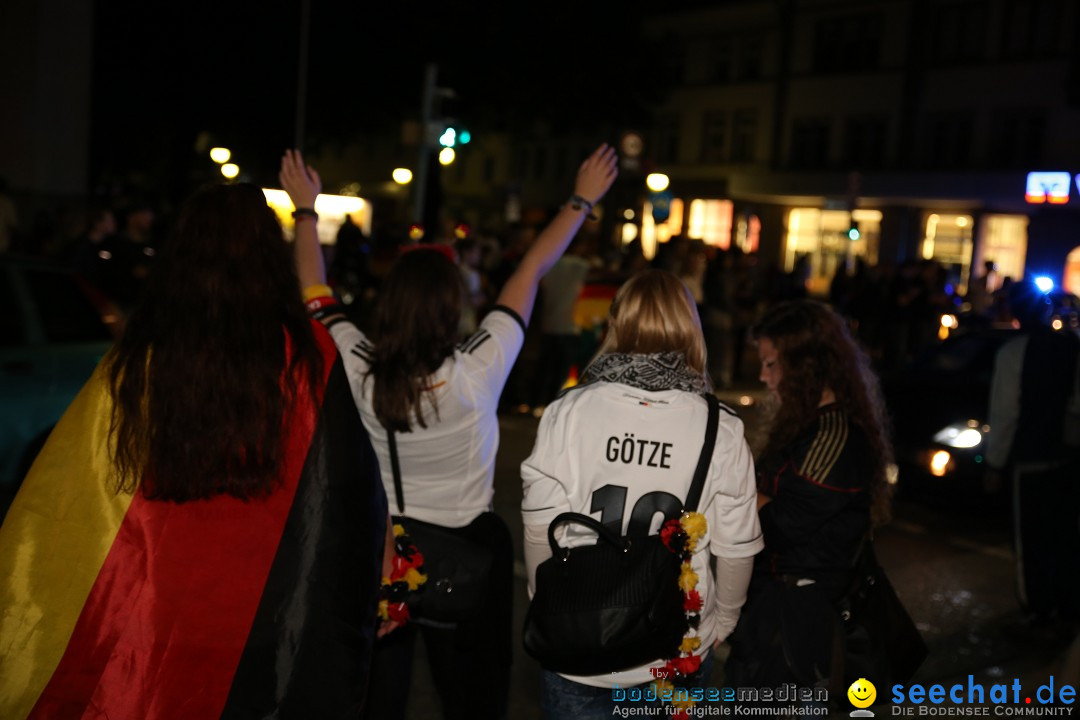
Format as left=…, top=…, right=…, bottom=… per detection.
left=581, top=352, right=707, bottom=394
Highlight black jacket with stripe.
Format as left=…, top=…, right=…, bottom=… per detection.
left=755, top=405, right=872, bottom=587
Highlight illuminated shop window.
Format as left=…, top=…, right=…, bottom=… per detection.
left=975, top=215, right=1028, bottom=292
left=640, top=198, right=686, bottom=260
left=785, top=208, right=881, bottom=296
left=1064, top=247, right=1080, bottom=297
left=686, top=199, right=733, bottom=248
left=735, top=213, right=760, bottom=254
left=263, top=189, right=369, bottom=245
left=922, top=213, right=974, bottom=293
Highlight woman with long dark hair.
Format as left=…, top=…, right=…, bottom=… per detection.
left=0, top=183, right=385, bottom=719
left=725, top=299, right=893, bottom=694
left=283, top=145, right=618, bottom=719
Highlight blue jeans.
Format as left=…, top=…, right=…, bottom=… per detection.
left=540, top=654, right=714, bottom=720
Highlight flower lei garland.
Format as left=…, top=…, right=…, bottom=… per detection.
left=655, top=511, right=709, bottom=720
left=377, top=523, right=427, bottom=625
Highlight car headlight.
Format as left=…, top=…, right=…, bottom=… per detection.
left=932, top=422, right=983, bottom=449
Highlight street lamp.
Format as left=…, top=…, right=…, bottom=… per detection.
left=438, top=147, right=456, bottom=166
left=646, top=173, right=670, bottom=192
left=221, top=163, right=240, bottom=179
left=393, top=168, right=413, bottom=185
left=210, top=147, right=231, bottom=164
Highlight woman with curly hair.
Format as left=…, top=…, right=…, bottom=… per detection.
left=724, top=299, right=893, bottom=694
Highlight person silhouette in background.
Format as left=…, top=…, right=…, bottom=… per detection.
left=986, top=279, right=1080, bottom=624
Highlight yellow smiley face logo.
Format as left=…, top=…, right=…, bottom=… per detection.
left=848, top=678, right=877, bottom=708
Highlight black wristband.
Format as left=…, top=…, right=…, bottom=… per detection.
left=568, top=194, right=594, bottom=214
left=292, top=207, right=319, bottom=220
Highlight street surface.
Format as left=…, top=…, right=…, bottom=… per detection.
left=403, top=391, right=1078, bottom=719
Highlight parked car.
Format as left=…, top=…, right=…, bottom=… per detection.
left=0, top=257, right=120, bottom=517
left=883, top=326, right=1019, bottom=506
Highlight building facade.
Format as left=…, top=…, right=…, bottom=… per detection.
left=636, top=0, right=1080, bottom=295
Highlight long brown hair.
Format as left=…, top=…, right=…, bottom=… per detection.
left=752, top=300, right=893, bottom=525
left=368, top=249, right=462, bottom=432
left=108, top=183, right=323, bottom=501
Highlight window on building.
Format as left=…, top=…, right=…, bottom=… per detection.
left=654, top=40, right=685, bottom=85
left=1003, top=0, right=1061, bottom=59
left=701, top=111, right=728, bottom=162
left=790, top=118, right=831, bottom=169
left=844, top=116, right=888, bottom=169
left=641, top=198, right=687, bottom=258
left=924, top=113, right=972, bottom=169
left=978, top=215, right=1028, bottom=292
left=712, top=40, right=733, bottom=83
left=931, top=1, right=989, bottom=65
left=686, top=199, right=733, bottom=248
left=922, top=213, right=975, bottom=293
left=812, top=13, right=883, bottom=73
left=1064, top=246, right=1080, bottom=296
left=785, top=208, right=882, bottom=296
left=739, top=36, right=764, bottom=80
left=988, top=112, right=1046, bottom=169
left=731, top=110, right=758, bottom=163
left=654, top=115, right=681, bottom=164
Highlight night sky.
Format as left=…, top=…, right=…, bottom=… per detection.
left=89, top=0, right=690, bottom=201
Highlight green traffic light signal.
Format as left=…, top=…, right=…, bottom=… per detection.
left=848, top=227, right=860, bottom=241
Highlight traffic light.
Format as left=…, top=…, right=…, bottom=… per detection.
left=437, top=125, right=471, bottom=148
left=847, top=223, right=860, bottom=241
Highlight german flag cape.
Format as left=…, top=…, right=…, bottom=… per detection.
left=0, top=322, right=386, bottom=719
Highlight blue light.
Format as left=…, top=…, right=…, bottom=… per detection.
left=459, top=130, right=471, bottom=144
left=1034, top=276, right=1054, bottom=293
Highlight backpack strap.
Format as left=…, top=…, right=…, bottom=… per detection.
left=684, top=393, right=721, bottom=513
left=386, top=428, right=406, bottom=515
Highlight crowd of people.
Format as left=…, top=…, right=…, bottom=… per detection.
left=0, top=144, right=1077, bottom=720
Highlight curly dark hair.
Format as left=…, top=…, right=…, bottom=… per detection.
left=107, top=183, right=323, bottom=501
left=752, top=300, right=894, bottom=525
left=368, top=248, right=463, bottom=432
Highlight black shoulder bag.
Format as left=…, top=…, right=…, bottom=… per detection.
left=834, top=535, right=927, bottom=689
left=386, top=431, right=495, bottom=627
left=523, top=394, right=721, bottom=675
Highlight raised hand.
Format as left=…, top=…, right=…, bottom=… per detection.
left=574, top=144, right=619, bottom=205
left=279, top=149, right=322, bottom=210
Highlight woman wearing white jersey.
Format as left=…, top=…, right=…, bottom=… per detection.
left=521, top=270, right=764, bottom=720
left=282, top=146, right=617, bottom=720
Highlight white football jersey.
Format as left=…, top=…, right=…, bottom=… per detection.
left=328, top=306, right=525, bottom=527
left=522, top=381, right=763, bottom=688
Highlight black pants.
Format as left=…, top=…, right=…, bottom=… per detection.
left=363, top=512, right=513, bottom=720
left=1014, top=460, right=1080, bottom=620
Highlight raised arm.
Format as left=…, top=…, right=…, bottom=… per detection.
left=279, top=149, right=325, bottom=291
left=496, top=144, right=617, bottom=322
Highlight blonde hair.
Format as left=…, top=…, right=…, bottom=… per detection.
left=589, top=269, right=710, bottom=387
